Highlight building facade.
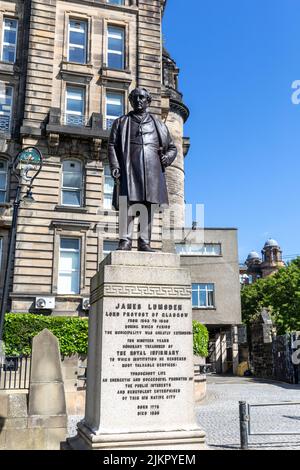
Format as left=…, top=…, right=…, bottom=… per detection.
left=176, top=228, right=241, bottom=374
left=0, top=0, right=242, bottom=374
left=0, top=0, right=190, bottom=315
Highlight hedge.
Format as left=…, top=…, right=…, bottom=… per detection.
left=3, top=314, right=209, bottom=358
left=3, top=314, right=89, bottom=356
left=192, top=320, right=209, bottom=357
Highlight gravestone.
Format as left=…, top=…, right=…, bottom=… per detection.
left=67, top=252, right=205, bottom=450
left=29, top=328, right=66, bottom=416
left=0, top=329, right=67, bottom=450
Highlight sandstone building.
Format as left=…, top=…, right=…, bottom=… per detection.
left=0, top=0, right=241, bottom=373
left=0, top=0, right=189, bottom=315
left=240, top=238, right=285, bottom=285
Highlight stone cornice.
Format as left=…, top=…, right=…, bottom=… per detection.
left=170, top=98, right=190, bottom=123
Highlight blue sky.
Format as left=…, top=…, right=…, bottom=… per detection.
left=163, top=0, right=300, bottom=262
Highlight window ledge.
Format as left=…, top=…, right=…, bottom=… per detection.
left=60, top=61, right=94, bottom=83
left=193, top=307, right=217, bottom=311
left=104, top=3, right=138, bottom=14
left=55, top=295, right=84, bottom=300
left=100, top=67, right=132, bottom=86
left=0, top=61, right=20, bottom=76
left=0, top=131, right=12, bottom=140
left=55, top=205, right=88, bottom=213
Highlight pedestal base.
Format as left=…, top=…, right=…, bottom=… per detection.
left=64, top=422, right=206, bottom=450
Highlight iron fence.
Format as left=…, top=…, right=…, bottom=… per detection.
left=239, top=400, right=300, bottom=449
left=0, top=356, right=31, bottom=390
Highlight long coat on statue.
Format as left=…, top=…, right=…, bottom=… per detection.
left=108, top=112, right=177, bottom=210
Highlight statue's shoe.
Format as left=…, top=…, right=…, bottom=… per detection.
left=138, top=243, right=155, bottom=253
left=117, top=240, right=132, bottom=251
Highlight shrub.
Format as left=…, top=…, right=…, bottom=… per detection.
left=3, top=314, right=210, bottom=359
left=3, top=313, right=88, bottom=356
left=192, top=320, right=209, bottom=357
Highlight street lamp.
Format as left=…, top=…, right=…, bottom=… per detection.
left=0, top=147, right=43, bottom=341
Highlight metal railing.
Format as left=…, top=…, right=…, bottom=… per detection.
left=62, top=113, right=90, bottom=127
left=194, top=363, right=214, bottom=376
left=0, top=355, right=31, bottom=390
left=0, top=115, right=10, bottom=133
left=239, top=400, right=300, bottom=449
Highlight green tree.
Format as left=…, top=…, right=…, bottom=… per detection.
left=193, top=321, right=209, bottom=357
left=241, top=258, right=300, bottom=334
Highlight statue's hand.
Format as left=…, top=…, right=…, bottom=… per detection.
left=112, top=168, right=121, bottom=180
left=160, top=154, right=168, bottom=167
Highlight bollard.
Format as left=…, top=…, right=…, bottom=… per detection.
left=239, top=401, right=249, bottom=450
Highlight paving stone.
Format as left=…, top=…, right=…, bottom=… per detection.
left=196, top=375, right=300, bottom=450
left=67, top=376, right=300, bottom=450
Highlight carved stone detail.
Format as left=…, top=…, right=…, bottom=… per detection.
left=48, top=132, right=60, bottom=155
left=91, top=138, right=102, bottom=160
left=91, top=283, right=192, bottom=304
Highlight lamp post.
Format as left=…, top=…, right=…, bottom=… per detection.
left=0, top=147, right=43, bottom=341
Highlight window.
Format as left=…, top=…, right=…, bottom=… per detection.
left=65, top=86, right=85, bottom=126
left=62, top=160, right=83, bottom=207
left=107, top=26, right=125, bottom=70
left=103, top=163, right=114, bottom=210
left=68, top=20, right=87, bottom=64
left=0, top=84, right=13, bottom=133
left=58, top=238, right=81, bottom=294
left=0, top=160, right=8, bottom=203
left=105, top=91, right=124, bottom=130
left=192, top=284, right=215, bottom=308
left=103, top=240, right=118, bottom=256
left=1, top=18, right=18, bottom=63
left=107, top=0, right=124, bottom=5
left=175, top=243, right=221, bottom=256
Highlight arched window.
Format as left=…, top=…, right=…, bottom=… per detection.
left=61, top=160, right=83, bottom=207
left=0, top=159, right=8, bottom=203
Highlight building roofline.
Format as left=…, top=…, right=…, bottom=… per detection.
left=181, top=227, right=238, bottom=231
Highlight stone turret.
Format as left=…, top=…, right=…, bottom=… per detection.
left=261, top=238, right=285, bottom=278
left=162, top=48, right=190, bottom=234
left=241, top=238, right=286, bottom=283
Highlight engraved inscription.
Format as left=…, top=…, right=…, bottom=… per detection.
left=101, top=301, right=194, bottom=419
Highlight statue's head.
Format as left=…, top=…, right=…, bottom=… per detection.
left=129, top=88, right=152, bottom=114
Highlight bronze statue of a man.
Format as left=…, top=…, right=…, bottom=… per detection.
left=108, top=87, right=177, bottom=252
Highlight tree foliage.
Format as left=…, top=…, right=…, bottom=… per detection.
left=241, top=258, right=300, bottom=334
left=192, top=320, right=209, bottom=357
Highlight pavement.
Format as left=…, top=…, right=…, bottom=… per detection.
left=196, top=375, right=300, bottom=450
left=67, top=375, right=300, bottom=451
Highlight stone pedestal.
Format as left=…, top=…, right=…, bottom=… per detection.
left=67, top=252, right=205, bottom=450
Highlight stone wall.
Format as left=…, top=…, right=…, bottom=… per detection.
left=0, top=391, right=67, bottom=450
left=250, top=310, right=274, bottom=379
left=250, top=314, right=300, bottom=384
left=61, top=354, right=86, bottom=415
